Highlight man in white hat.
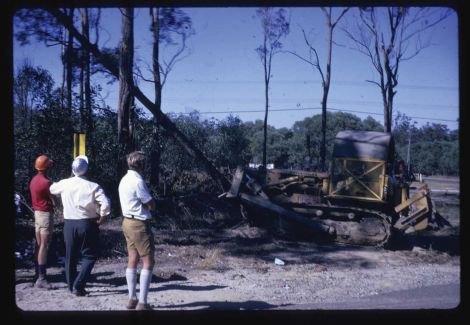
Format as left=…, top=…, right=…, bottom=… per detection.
left=50, top=155, right=110, bottom=296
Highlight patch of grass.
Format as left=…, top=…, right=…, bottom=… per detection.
left=197, top=248, right=222, bottom=269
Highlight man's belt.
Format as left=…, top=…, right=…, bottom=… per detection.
left=124, top=215, right=147, bottom=221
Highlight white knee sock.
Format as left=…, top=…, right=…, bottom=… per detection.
left=139, top=269, right=152, bottom=304
left=125, top=268, right=137, bottom=300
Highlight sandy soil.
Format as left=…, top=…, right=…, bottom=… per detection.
left=15, top=220, right=460, bottom=311
left=14, top=182, right=460, bottom=312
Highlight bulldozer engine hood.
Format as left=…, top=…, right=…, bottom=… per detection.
left=332, top=130, right=394, bottom=162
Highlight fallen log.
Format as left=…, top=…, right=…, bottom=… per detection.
left=239, top=193, right=335, bottom=238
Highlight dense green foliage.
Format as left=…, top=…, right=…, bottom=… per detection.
left=392, top=112, right=459, bottom=176
left=14, top=65, right=459, bottom=213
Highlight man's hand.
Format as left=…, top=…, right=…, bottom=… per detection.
left=96, top=215, right=108, bottom=226
left=144, top=198, right=156, bottom=212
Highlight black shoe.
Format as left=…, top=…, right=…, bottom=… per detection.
left=72, top=288, right=89, bottom=297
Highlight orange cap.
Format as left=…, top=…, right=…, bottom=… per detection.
left=35, top=155, right=53, bottom=171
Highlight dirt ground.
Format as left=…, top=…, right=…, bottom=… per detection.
left=14, top=187, right=460, bottom=312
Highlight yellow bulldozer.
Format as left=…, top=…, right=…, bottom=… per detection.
left=225, top=130, right=448, bottom=247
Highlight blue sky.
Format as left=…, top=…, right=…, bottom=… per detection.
left=13, top=7, right=459, bottom=130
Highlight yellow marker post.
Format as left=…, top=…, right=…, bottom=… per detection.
left=73, top=133, right=86, bottom=158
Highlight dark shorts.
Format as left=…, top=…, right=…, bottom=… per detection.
left=122, top=218, right=155, bottom=257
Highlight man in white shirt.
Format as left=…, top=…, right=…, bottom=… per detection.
left=118, top=151, right=156, bottom=311
left=50, top=155, right=110, bottom=296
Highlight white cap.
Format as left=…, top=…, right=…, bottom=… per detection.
left=76, top=155, right=88, bottom=163
left=72, top=155, right=89, bottom=176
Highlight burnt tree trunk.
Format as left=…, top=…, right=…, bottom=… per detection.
left=83, top=8, right=92, bottom=134
left=263, top=73, right=269, bottom=167
left=320, top=25, right=332, bottom=172
left=79, top=11, right=84, bottom=131
left=60, top=27, right=66, bottom=110
left=380, top=81, right=389, bottom=132
left=383, top=52, right=396, bottom=133
left=150, top=7, right=162, bottom=189
left=262, top=32, right=269, bottom=168
left=319, top=8, right=348, bottom=171
left=117, top=8, right=135, bottom=177
left=66, top=8, right=74, bottom=115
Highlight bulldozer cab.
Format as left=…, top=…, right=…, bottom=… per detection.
left=328, top=131, right=394, bottom=203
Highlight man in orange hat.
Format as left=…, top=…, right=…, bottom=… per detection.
left=29, top=154, right=54, bottom=289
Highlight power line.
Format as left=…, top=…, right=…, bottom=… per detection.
left=171, top=106, right=458, bottom=123
left=327, top=107, right=458, bottom=123
left=163, top=79, right=459, bottom=91
left=159, top=95, right=458, bottom=110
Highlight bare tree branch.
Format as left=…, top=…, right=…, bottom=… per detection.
left=402, top=8, right=451, bottom=43
left=344, top=7, right=450, bottom=132
left=134, top=63, right=155, bottom=84
left=283, top=50, right=317, bottom=69
left=160, top=33, right=188, bottom=87
left=299, top=28, right=325, bottom=83
left=332, top=8, right=349, bottom=28
left=366, top=79, right=382, bottom=88
left=341, top=26, right=373, bottom=56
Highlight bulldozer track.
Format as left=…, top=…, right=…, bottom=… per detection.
left=271, top=200, right=393, bottom=247
left=320, top=205, right=393, bottom=247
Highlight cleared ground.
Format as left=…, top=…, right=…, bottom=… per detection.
left=14, top=178, right=460, bottom=312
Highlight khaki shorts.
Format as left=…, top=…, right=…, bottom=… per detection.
left=122, top=218, right=155, bottom=257
left=34, top=211, right=53, bottom=235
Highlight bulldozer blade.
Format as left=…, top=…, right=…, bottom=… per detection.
left=393, top=189, right=432, bottom=232
left=394, top=190, right=427, bottom=213
left=393, top=207, right=429, bottom=231
left=432, top=209, right=452, bottom=228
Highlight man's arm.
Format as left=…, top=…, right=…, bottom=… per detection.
left=143, top=198, right=156, bottom=212
left=49, top=181, right=62, bottom=196
left=137, top=179, right=155, bottom=212
left=95, top=185, right=111, bottom=225
left=48, top=184, right=58, bottom=207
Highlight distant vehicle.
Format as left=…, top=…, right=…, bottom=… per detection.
left=249, top=163, right=274, bottom=170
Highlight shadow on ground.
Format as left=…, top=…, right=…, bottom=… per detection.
left=156, top=284, right=226, bottom=292
left=155, top=299, right=285, bottom=310
left=388, top=226, right=460, bottom=255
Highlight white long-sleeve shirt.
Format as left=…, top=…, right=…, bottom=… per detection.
left=50, top=176, right=110, bottom=220
left=118, top=170, right=153, bottom=221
